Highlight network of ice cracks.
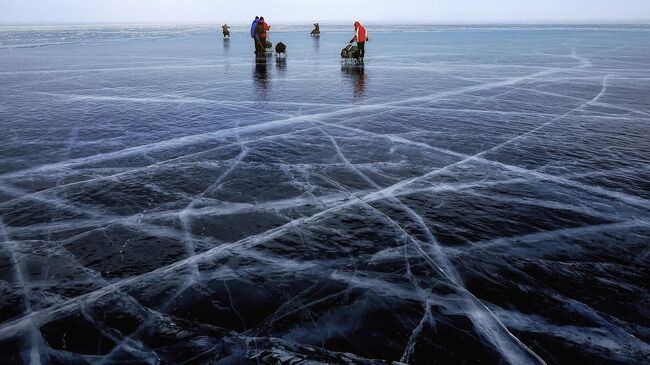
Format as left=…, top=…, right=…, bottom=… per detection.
left=0, top=30, right=649, bottom=365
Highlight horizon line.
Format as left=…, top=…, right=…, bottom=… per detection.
left=2, top=20, right=650, bottom=27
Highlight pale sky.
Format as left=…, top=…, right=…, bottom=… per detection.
left=1, top=0, right=649, bottom=24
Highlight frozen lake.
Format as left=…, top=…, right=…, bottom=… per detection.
left=0, top=25, right=649, bottom=364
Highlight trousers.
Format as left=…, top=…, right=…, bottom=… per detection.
left=357, top=42, right=365, bottom=59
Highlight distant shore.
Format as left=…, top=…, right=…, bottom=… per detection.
left=2, top=23, right=650, bottom=32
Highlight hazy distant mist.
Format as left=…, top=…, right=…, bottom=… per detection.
left=2, top=0, right=650, bottom=25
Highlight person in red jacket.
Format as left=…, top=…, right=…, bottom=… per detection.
left=350, top=21, right=369, bottom=61
left=260, top=17, right=271, bottom=39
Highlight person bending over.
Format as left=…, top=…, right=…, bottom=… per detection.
left=311, top=23, right=320, bottom=35
left=350, top=21, right=369, bottom=61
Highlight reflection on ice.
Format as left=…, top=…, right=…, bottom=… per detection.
left=276, top=57, right=287, bottom=73
left=342, top=64, right=367, bottom=99
left=254, top=57, right=271, bottom=99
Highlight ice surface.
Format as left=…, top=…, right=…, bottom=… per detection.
left=0, top=25, right=649, bottom=365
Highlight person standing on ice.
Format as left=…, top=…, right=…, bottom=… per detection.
left=350, top=21, right=369, bottom=62
left=254, top=17, right=271, bottom=55
left=251, top=16, right=260, bottom=53
left=222, top=24, right=231, bottom=37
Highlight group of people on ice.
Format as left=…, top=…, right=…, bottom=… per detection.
left=250, top=16, right=272, bottom=56
left=221, top=18, right=369, bottom=62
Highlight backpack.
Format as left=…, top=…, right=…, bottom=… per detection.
left=341, top=44, right=359, bottom=59
left=275, top=42, right=287, bottom=53
left=263, top=40, right=272, bottom=49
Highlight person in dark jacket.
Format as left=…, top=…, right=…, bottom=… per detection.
left=251, top=16, right=260, bottom=53
left=251, top=16, right=259, bottom=37
left=311, top=23, right=320, bottom=36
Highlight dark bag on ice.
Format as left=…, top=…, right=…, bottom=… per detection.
left=275, top=42, right=286, bottom=53
left=341, top=44, right=359, bottom=59
left=264, top=40, right=272, bottom=49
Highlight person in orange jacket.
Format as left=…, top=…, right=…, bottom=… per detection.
left=350, top=21, right=369, bottom=61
